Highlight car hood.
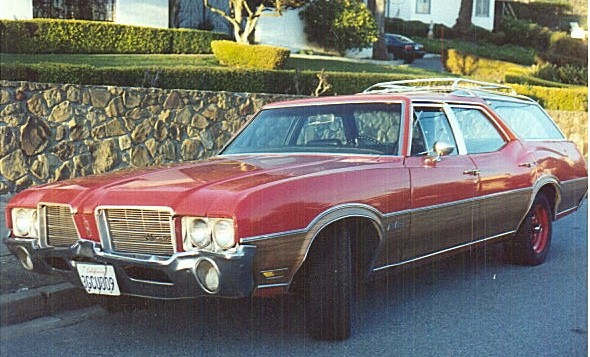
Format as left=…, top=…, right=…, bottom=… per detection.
left=9, top=154, right=387, bottom=216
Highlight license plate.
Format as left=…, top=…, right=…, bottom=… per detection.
left=76, top=263, right=121, bottom=296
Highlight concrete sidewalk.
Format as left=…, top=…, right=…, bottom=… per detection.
left=0, top=195, right=96, bottom=326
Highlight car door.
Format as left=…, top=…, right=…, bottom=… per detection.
left=449, top=105, right=535, bottom=240
left=402, top=104, right=478, bottom=261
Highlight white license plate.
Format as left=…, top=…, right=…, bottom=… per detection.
left=76, top=263, right=121, bottom=296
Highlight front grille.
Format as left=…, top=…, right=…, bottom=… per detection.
left=102, top=208, right=175, bottom=256
left=45, top=205, right=79, bottom=247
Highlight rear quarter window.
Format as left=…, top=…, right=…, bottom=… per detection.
left=488, top=100, right=565, bottom=140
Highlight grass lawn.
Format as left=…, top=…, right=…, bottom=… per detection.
left=0, top=53, right=440, bottom=77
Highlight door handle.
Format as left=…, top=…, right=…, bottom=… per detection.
left=518, top=161, right=537, bottom=168
left=463, top=169, right=480, bottom=176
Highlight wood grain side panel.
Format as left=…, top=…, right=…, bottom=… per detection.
left=248, top=232, right=309, bottom=286
left=557, top=178, right=588, bottom=215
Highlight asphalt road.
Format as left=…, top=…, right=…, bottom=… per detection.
left=1, top=200, right=587, bottom=356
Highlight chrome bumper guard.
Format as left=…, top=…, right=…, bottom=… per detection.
left=3, top=236, right=256, bottom=299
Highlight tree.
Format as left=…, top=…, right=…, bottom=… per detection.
left=300, top=0, right=378, bottom=55
left=453, top=0, right=474, bottom=40
left=204, top=0, right=305, bottom=44
left=367, top=0, right=387, bottom=60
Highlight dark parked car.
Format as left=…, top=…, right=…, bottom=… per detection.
left=384, top=33, right=426, bottom=63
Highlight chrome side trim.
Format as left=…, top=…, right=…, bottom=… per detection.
left=127, top=277, right=175, bottom=286
left=556, top=205, right=579, bottom=217
left=256, top=283, right=290, bottom=289
left=241, top=187, right=534, bottom=243
left=373, top=230, right=516, bottom=272
left=240, top=203, right=386, bottom=243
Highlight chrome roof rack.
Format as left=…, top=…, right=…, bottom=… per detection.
left=362, top=77, right=527, bottom=99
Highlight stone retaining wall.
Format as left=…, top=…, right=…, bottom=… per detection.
left=0, top=80, right=587, bottom=194
left=0, top=80, right=298, bottom=193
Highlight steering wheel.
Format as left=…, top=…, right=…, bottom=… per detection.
left=355, top=136, right=381, bottom=145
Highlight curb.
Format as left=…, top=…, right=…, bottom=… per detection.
left=0, top=282, right=97, bottom=326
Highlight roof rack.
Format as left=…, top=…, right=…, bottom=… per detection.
left=362, top=77, right=518, bottom=97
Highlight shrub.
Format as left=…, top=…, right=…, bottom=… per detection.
left=2, top=62, right=586, bottom=111
left=211, top=41, right=291, bottom=70
left=536, top=32, right=588, bottom=68
left=504, top=72, right=573, bottom=88
left=444, top=49, right=480, bottom=76
left=532, top=63, right=588, bottom=86
left=510, top=84, right=588, bottom=112
left=497, top=17, right=552, bottom=51
left=508, top=1, right=573, bottom=30
left=384, top=18, right=429, bottom=37
left=300, top=0, right=378, bottom=55
left=0, top=19, right=229, bottom=54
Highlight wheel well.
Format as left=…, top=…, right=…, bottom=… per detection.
left=538, top=184, right=558, bottom=220
left=289, top=217, right=381, bottom=293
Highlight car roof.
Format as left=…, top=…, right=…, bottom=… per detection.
left=263, top=78, right=536, bottom=110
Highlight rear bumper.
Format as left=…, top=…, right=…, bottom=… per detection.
left=4, top=236, right=256, bottom=299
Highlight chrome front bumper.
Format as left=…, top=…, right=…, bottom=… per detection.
left=3, top=236, right=256, bottom=299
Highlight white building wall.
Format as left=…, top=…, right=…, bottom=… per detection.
left=115, top=0, right=168, bottom=28
left=471, top=0, right=495, bottom=30
left=387, top=0, right=495, bottom=31
left=0, top=0, right=33, bottom=20
left=255, top=8, right=322, bottom=52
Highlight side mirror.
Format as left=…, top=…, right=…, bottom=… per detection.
left=432, top=141, right=455, bottom=161
left=434, top=141, right=455, bottom=156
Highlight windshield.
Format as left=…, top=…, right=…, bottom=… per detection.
left=221, top=103, right=403, bottom=156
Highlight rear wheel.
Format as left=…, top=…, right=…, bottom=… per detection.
left=504, top=194, right=553, bottom=266
left=305, top=224, right=352, bottom=340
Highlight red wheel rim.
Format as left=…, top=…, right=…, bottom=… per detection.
left=530, top=204, right=550, bottom=254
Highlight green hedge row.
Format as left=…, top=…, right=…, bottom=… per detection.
left=511, top=84, right=588, bottom=112
left=2, top=62, right=586, bottom=111
left=504, top=72, right=572, bottom=88
left=211, top=41, right=291, bottom=70
left=0, top=62, right=418, bottom=96
left=0, top=19, right=230, bottom=54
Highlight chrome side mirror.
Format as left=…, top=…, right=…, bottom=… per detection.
left=432, top=141, right=455, bottom=161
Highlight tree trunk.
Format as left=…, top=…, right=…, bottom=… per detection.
left=368, top=0, right=388, bottom=60
left=453, top=0, right=474, bottom=40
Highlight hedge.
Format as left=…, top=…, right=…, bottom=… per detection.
left=0, top=19, right=230, bottom=54
left=0, top=62, right=419, bottom=95
left=211, top=41, right=291, bottom=70
left=2, top=62, right=586, bottom=111
left=504, top=72, right=573, bottom=89
left=510, top=84, right=588, bottom=112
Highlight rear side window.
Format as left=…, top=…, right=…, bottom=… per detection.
left=451, top=107, right=506, bottom=154
left=488, top=100, right=564, bottom=140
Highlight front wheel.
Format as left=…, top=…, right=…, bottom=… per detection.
left=305, top=224, right=352, bottom=340
left=504, top=194, right=553, bottom=266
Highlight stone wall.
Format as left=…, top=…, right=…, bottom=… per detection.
left=0, top=80, right=587, bottom=194
left=547, top=110, right=588, bottom=157
left=0, top=80, right=298, bottom=194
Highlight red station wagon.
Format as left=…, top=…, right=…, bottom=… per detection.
left=4, top=78, right=588, bottom=340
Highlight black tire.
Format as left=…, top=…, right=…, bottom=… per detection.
left=504, top=194, right=553, bottom=266
left=306, top=224, right=352, bottom=341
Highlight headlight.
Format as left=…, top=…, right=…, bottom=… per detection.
left=12, top=208, right=39, bottom=238
left=213, top=219, right=235, bottom=250
left=185, top=218, right=211, bottom=249
left=182, top=217, right=236, bottom=251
